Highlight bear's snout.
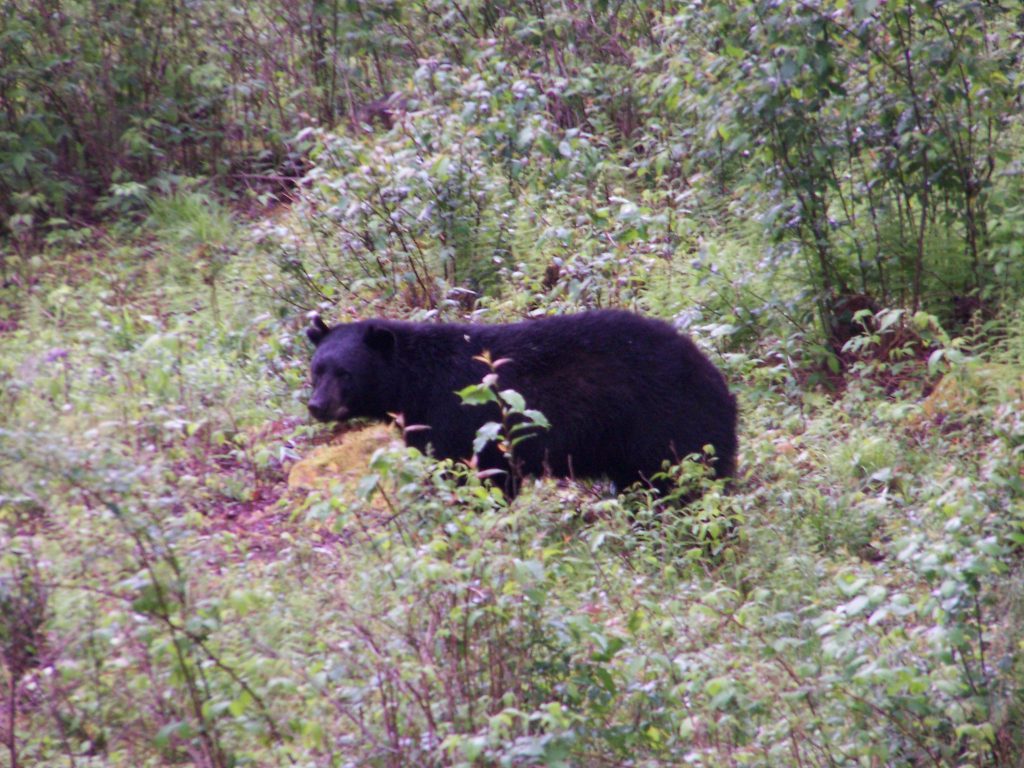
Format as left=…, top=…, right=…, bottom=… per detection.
left=307, top=399, right=329, bottom=421
left=308, top=398, right=349, bottom=422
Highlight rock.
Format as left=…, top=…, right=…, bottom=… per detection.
left=288, top=425, right=398, bottom=495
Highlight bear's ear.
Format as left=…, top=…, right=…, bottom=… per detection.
left=306, top=316, right=330, bottom=346
left=363, top=323, right=396, bottom=356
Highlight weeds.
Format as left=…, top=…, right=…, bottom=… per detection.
left=2, top=4, right=1023, bottom=758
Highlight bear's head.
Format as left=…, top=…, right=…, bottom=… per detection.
left=305, top=318, right=397, bottom=422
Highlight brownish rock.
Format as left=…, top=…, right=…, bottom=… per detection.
left=288, top=424, right=398, bottom=495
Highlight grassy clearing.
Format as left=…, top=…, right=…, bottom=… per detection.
left=2, top=204, right=1022, bottom=767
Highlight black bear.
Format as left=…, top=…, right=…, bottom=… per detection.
left=306, top=310, right=737, bottom=496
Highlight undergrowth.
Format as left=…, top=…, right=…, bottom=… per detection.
left=2, top=207, right=1023, bottom=766
left=4, top=0, right=1024, bottom=763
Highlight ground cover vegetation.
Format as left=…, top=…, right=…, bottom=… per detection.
left=2, top=0, right=1023, bottom=765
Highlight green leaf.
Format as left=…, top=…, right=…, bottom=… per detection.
left=499, top=389, right=526, bottom=411
left=356, top=474, right=379, bottom=499
left=154, top=719, right=194, bottom=748
left=473, top=422, right=503, bottom=454
left=132, top=583, right=165, bottom=615
left=11, top=152, right=30, bottom=174
left=458, top=383, right=498, bottom=405
left=842, top=594, right=870, bottom=616
left=228, top=691, right=253, bottom=717
left=522, top=409, right=550, bottom=428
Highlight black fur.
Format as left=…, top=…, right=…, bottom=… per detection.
left=306, top=311, right=737, bottom=495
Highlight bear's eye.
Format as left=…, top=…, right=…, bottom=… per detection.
left=312, top=366, right=349, bottom=381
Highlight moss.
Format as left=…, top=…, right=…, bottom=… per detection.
left=287, top=424, right=398, bottom=494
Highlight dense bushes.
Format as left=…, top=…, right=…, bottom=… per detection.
left=5, top=0, right=1021, bottom=337
left=686, top=0, right=1023, bottom=324
left=0, top=0, right=414, bottom=235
